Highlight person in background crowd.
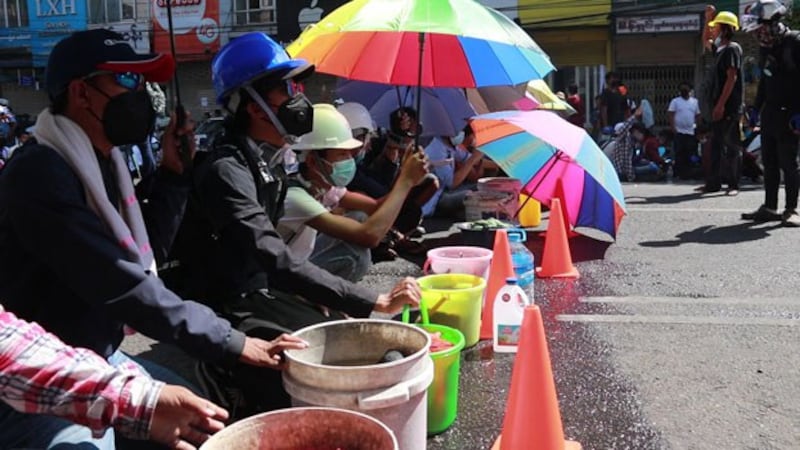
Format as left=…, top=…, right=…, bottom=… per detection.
left=0, top=29, right=306, bottom=448
left=669, top=82, right=702, bottom=179
left=566, top=83, right=586, bottom=128
left=740, top=0, right=800, bottom=226
left=422, top=126, right=488, bottom=220
left=0, top=304, right=228, bottom=450
left=278, top=104, right=428, bottom=282
left=600, top=72, right=630, bottom=129
left=703, top=10, right=744, bottom=196
left=631, top=122, right=669, bottom=181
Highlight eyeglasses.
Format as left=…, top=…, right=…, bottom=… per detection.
left=84, top=71, right=145, bottom=91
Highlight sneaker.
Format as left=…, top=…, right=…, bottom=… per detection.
left=726, top=189, right=739, bottom=196
left=741, top=205, right=782, bottom=222
left=782, top=209, right=800, bottom=227
left=195, top=361, right=244, bottom=416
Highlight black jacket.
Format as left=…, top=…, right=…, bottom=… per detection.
left=0, top=143, right=244, bottom=363
left=193, top=130, right=377, bottom=318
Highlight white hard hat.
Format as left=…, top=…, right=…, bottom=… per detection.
left=336, top=102, right=375, bottom=133
left=292, top=103, right=363, bottom=151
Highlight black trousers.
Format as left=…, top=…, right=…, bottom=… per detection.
left=707, top=117, right=742, bottom=191
left=221, top=290, right=347, bottom=418
left=761, top=109, right=800, bottom=211
left=673, top=133, right=698, bottom=179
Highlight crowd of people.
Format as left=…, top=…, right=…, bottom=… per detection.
left=586, top=1, right=799, bottom=226
left=0, top=1, right=797, bottom=448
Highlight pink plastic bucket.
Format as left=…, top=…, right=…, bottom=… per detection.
left=423, top=246, right=493, bottom=279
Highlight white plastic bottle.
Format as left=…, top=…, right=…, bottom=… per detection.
left=493, top=277, right=531, bottom=353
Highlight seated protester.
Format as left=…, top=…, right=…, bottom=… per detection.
left=338, top=103, right=435, bottom=239
left=422, top=127, right=487, bottom=219
left=176, top=33, right=421, bottom=418
left=277, top=104, right=428, bottom=282
left=337, top=102, right=387, bottom=199
left=0, top=304, right=228, bottom=449
left=631, top=122, right=668, bottom=181
left=610, top=105, right=645, bottom=181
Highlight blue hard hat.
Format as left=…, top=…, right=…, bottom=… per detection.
left=211, top=32, right=314, bottom=106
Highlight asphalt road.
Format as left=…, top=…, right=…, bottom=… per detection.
left=123, top=180, right=800, bottom=450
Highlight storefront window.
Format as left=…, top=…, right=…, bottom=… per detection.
left=235, top=0, right=275, bottom=25
left=89, top=0, right=137, bottom=24
left=2, top=0, right=29, bottom=27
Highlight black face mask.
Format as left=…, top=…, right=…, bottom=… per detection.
left=276, top=93, right=314, bottom=137
left=89, top=87, right=155, bottom=146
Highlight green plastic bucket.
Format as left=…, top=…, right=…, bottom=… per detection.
left=416, top=273, right=486, bottom=347
left=402, top=306, right=466, bottom=435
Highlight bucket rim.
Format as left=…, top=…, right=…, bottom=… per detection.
left=418, top=323, right=465, bottom=358
left=426, top=246, right=493, bottom=260
left=416, top=273, right=487, bottom=291
left=285, top=319, right=431, bottom=371
left=199, top=406, right=399, bottom=450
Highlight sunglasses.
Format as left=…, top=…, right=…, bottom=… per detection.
left=84, top=71, right=145, bottom=91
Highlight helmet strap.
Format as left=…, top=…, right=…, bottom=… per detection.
left=243, top=84, right=296, bottom=145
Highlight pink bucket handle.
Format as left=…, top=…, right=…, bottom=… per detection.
left=423, top=258, right=431, bottom=274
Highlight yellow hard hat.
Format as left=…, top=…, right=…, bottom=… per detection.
left=708, top=11, right=740, bottom=31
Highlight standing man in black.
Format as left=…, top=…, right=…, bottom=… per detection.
left=740, top=0, right=800, bottom=226
left=704, top=11, right=744, bottom=195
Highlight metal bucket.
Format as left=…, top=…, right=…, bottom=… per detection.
left=282, top=320, right=433, bottom=450
left=199, top=407, right=398, bottom=450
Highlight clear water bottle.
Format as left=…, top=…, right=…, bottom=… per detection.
left=507, top=229, right=535, bottom=302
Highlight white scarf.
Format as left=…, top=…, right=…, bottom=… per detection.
left=33, top=108, right=156, bottom=273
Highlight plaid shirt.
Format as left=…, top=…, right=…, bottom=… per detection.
left=611, top=116, right=638, bottom=181
left=0, top=305, right=163, bottom=439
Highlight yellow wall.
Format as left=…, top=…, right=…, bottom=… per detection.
left=518, top=0, right=611, bottom=29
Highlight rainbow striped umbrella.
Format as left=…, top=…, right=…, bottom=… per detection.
left=286, top=0, right=554, bottom=88
left=471, top=110, right=627, bottom=240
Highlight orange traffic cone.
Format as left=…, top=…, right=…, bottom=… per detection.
left=479, top=229, right=515, bottom=340
left=492, top=306, right=582, bottom=450
left=536, top=198, right=580, bottom=279
left=553, top=179, right=580, bottom=238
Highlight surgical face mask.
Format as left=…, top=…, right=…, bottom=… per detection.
left=713, top=36, right=723, bottom=48
left=451, top=131, right=465, bottom=147
left=276, top=93, right=314, bottom=137
left=322, top=157, right=356, bottom=187
left=354, top=149, right=366, bottom=164
left=89, top=86, right=155, bottom=146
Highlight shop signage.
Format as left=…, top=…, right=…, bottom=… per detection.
left=615, top=14, right=701, bottom=34
left=152, top=0, right=219, bottom=60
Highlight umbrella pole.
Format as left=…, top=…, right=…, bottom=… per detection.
left=513, top=150, right=563, bottom=219
left=414, top=32, right=425, bottom=152
left=164, top=0, right=192, bottom=169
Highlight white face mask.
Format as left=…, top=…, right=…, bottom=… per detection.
left=713, top=36, right=723, bottom=47
left=451, top=131, right=465, bottom=147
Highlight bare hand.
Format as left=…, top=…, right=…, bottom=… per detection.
left=398, top=149, right=429, bottom=187
left=712, top=104, right=724, bottom=122
left=704, top=5, right=717, bottom=22
left=238, top=334, right=309, bottom=368
left=373, top=277, right=421, bottom=314
left=161, top=111, right=196, bottom=175
left=150, top=385, right=228, bottom=450
left=634, top=105, right=645, bottom=119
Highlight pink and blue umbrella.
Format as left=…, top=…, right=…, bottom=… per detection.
left=470, top=110, right=626, bottom=240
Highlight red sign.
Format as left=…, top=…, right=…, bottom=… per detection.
left=152, top=0, right=220, bottom=61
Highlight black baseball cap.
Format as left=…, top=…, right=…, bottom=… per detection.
left=45, top=29, right=175, bottom=99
